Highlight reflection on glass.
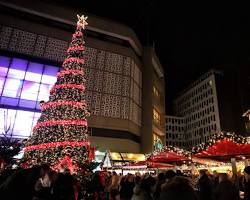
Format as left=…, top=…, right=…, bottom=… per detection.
left=21, top=81, right=40, bottom=101
left=41, top=75, right=57, bottom=84
left=0, top=109, right=16, bottom=135
left=7, top=69, right=26, bottom=79
left=25, top=62, right=43, bottom=82
left=0, top=77, right=5, bottom=94
left=8, top=58, right=28, bottom=79
left=25, top=72, right=42, bottom=82
left=13, top=110, right=34, bottom=137
left=2, top=78, right=22, bottom=97
left=38, top=83, right=51, bottom=101
left=0, top=56, right=10, bottom=76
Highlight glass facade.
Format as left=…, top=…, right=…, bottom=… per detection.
left=0, top=55, right=59, bottom=138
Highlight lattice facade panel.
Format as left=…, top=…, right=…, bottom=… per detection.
left=13, top=30, right=36, bottom=55
left=85, top=90, right=92, bottom=111
left=0, top=26, right=12, bottom=49
left=133, top=82, right=140, bottom=106
left=93, top=69, right=103, bottom=92
left=123, top=57, right=131, bottom=76
left=121, top=97, right=129, bottom=119
left=44, top=38, right=68, bottom=62
left=101, top=94, right=121, bottom=118
left=133, top=62, right=141, bottom=86
left=92, top=92, right=102, bottom=116
left=105, top=52, right=123, bottom=74
left=103, top=72, right=122, bottom=95
left=96, top=50, right=105, bottom=70
left=84, top=47, right=97, bottom=68
left=122, top=76, right=130, bottom=97
left=33, top=35, right=47, bottom=57
left=85, top=68, right=95, bottom=91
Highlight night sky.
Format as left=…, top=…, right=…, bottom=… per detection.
left=51, top=1, right=250, bottom=114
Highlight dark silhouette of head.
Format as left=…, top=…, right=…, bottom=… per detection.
left=140, top=176, right=156, bottom=193
left=160, top=176, right=198, bottom=200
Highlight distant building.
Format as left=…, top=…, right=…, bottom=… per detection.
left=165, top=115, right=185, bottom=148
left=166, top=69, right=247, bottom=148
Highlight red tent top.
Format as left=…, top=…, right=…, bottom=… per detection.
left=148, top=148, right=191, bottom=163
left=193, top=139, right=250, bottom=159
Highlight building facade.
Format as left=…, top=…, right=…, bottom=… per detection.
left=0, top=0, right=165, bottom=153
left=167, top=68, right=249, bottom=148
left=165, top=115, right=185, bottom=147
left=166, top=70, right=226, bottom=148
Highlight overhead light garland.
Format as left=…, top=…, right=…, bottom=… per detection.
left=148, top=145, right=192, bottom=160
left=192, top=131, right=248, bottom=154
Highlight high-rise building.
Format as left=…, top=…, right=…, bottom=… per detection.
left=0, top=0, right=165, bottom=154
left=166, top=69, right=247, bottom=148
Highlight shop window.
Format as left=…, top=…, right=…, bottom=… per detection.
left=153, top=108, right=161, bottom=125
left=153, top=86, right=160, bottom=98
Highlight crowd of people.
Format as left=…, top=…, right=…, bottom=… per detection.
left=0, top=164, right=250, bottom=200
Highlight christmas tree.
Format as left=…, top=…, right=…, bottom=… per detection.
left=23, top=15, right=90, bottom=173
left=0, top=110, right=22, bottom=169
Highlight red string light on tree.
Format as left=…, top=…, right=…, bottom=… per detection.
left=41, top=101, right=87, bottom=110
left=52, top=156, right=77, bottom=174
left=67, top=45, right=85, bottom=53
left=33, top=119, right=88, bottom=131
left=24, top=141, right=90, bottom=152
left=63, top=57, right=85, bottom=66
left=73, top=32, right=83, bottom=38
left=50, top=84, right=85, bottom=94
left=57, top=69, right=85, bottom=78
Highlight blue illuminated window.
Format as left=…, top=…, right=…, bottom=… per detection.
left=0, top=55, right=60, bottom=110
left=0, top=108, right=41, bottom=138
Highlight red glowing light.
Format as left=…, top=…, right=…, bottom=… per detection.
left=33, top=119, right=88, bottom=131
left=57, top=69, right=85, bottom=78
left=67, top=45, right=85, bottom=53
left=41, top=101, right=87, bottom=110
left=24, top=141, right=90, bottom=152
left=50, top=84, right=85, bottom=94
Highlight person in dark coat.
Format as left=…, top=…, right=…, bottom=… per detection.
left=197, top=169, right=214, bottom=200
left=52, top=172, right=75, bottom=200
left=244, top=166, right=250, bottom=200
left=0, top=164, right=51, bottom=200
left=120, top=174, right=135, bottom=200
left=160, top=176, right=198, bottom=200
left=154, top=173, right=165, bottom=200
left=215, top=173, right=238, bottom=200
left=132, top=176, right=156, bottom=200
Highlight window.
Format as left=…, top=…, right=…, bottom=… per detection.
left=153, top=108, right=161, bottom=125
left=0, top=108, right=41, bottom=138
left=153, top=86, right=160, bottom=98
left=0, top=55, right=59, bottom=109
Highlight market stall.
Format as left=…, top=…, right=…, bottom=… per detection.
left=147, top=146, right=191, bottom=163
left=192, top=132, right=250, bottom=173
left=100, top=151, right=146, bottom=173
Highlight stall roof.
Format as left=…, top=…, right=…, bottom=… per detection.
left=193, top=139, right=250, bottom=160
left=148, top=147, right=191, bottom=163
